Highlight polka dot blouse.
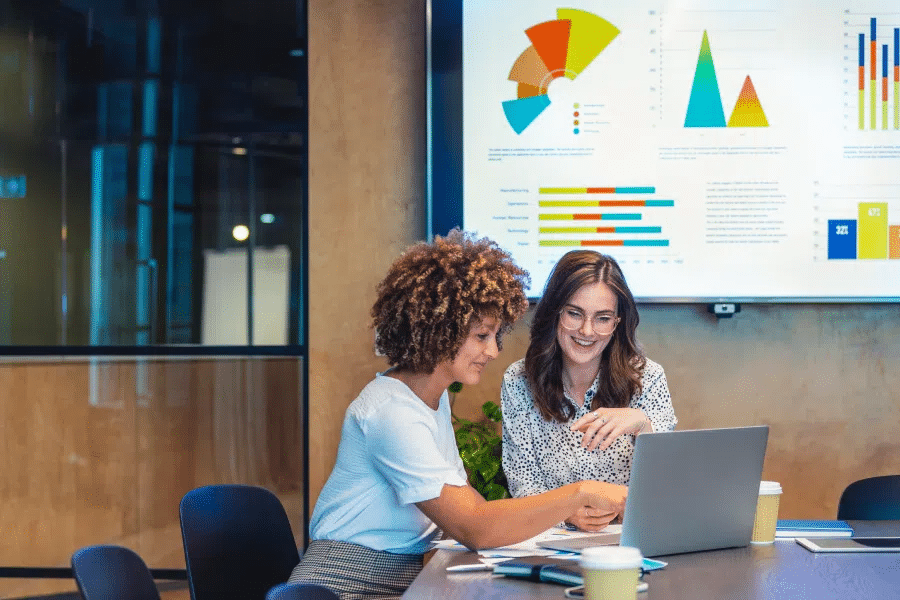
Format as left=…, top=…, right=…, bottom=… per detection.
left=501, top=357, right=677, bottom=496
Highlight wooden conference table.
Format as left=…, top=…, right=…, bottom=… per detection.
left=403, top=521, right=900, bottom=600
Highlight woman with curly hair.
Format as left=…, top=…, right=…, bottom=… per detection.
left=502, top=250, right=677, bottom=532
left=288, top=231, right=628, bottom=600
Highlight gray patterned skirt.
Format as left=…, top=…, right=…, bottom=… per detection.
left=288, top=540, right=424, bottom=600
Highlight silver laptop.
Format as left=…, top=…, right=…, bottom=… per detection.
left=538, top=426, right=769, bottom=557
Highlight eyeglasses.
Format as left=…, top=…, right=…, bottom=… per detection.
left=558, top=308, right=620, bottom=335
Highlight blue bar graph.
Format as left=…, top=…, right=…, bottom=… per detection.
left=828, top=220, right=857, bottom=259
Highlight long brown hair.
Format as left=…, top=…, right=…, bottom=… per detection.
left=524, top=250, right=645, bottom=422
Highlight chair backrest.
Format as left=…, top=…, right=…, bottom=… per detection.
left=837, top=475, right=900, bottom=520
left=265, top=583, right=340, bottom=600
left=179, top=484, right=302, bottom=600
left=71, top=545, right=161, bottom=600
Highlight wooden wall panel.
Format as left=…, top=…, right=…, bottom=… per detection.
left=307, top=0, right=425, bottom=508
left=306, top=0, right=899, bottom=526
left=0, top=357, right=301, bottom=599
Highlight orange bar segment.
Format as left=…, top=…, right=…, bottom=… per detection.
left=871, top=41, right=877, bottom=80
left=586, top=187, right=616, bottom=193
left=890, top=225, right=900, bottom=259
left=582, top=240, right=624, bottom=246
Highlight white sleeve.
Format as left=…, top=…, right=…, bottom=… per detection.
left=633, top=362, right=677, bottom=433
left=501, top=368, right=552, bottom=498
left=362, top=403, right=467, bottom=505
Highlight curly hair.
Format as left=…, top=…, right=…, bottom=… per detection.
left=372, top=229, right=530, bottom=373
left=525, top=250, right=645, bottom=422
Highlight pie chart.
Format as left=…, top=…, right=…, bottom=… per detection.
left=503, top=8, right=620, bottom=134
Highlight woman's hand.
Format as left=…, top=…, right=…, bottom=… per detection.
left=570, top=408, right=652, bottom=452
left=575, top=481, right=628, bottom=516
left=565, top=506, right=618, bottom=532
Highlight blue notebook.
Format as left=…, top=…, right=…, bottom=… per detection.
left=494, top=555, right=666, bottom=586
left=775, top=520, right=853, bottom=538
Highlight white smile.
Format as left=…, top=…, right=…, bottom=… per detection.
left=571, top=337, right=596, bottom=347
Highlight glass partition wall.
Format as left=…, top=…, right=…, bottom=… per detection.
left=0, top=0, right=306, bottom=348
left=0, top=1, right=307, bottom=597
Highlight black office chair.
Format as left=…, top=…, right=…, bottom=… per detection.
left=179, top=484, right=301, bottom=600
left=837, top=475, right=900, bottom=520
left=71, top=545, right=161, bottom=600
left=265, top=583, right=339, bottom=600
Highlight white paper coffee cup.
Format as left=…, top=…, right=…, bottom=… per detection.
left=580, top=546, right=643, bottom=600
left=751, top=481, right=782, bottom=544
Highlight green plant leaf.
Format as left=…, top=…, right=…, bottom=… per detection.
left=478, top=460, right=500, bottom=483
left=448, top=381, right=463, bottom=394
left=483, top=483, right=511, bottom=501
left=482, top=401, right=502, bottom=422
left=452, top=399, right=510, bottom=501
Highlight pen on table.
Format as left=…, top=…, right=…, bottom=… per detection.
left=445, top=563, right=495, bottom=572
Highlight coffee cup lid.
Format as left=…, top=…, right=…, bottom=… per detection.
left=759, top=481, right=782, bottom=495
left=580, top=545, right=643, bottom=570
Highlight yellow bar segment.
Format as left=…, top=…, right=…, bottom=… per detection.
left=538, top=214, right=575, bottom=220
left=858, top=202, right=888, bottom=259
left=539, top=187, right=588, bottom=194
left=895, top=82, right=899, bottom=129
left=540, top=200, right=599, bottom=207
left=539, top=240, right=581, bottom=247
left=870, top=80, right=876, bottom=129
left=859, top=89, right=865, bottom=129
left=540, top=227, right=596, bottom=233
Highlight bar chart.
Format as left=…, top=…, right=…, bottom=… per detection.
left=827, top=202, right=900, bottom=259
left=537, top=186, right=673, bottom=248
left=856, top=17, right=900, bottom=130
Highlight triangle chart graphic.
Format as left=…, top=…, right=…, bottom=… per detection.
left=727, top=76, right=769, bottom=127
left=684, top=31, right=726, bottom=128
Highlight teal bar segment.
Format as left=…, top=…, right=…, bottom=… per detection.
left=603, top=213, right=642, bottom=220
left=623, top=239, right=670, bottom=246
left=616, top=227, right=662, bottom=233
left=615, top=187, right=656, bottom=194
left=645, top=200, right=674, bottom=207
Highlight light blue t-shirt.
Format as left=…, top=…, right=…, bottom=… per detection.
left=309, top=373, right=468, bottom=554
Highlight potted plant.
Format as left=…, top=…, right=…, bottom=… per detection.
left=450, top=382, right=510, bottom=501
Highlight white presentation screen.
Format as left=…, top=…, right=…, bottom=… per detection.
left=428, top=0, right=900, bottom=301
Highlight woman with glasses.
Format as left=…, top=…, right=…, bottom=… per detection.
left=501, top=250, right=676, bottom=532
left=289, top=233, right=628, bottom=600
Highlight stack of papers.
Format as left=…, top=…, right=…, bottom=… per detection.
left=775, top=519, right=854, bottom=539
left=434, top=525, right=666, bottom=574
left=432, top=526, right=620, bottom=558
